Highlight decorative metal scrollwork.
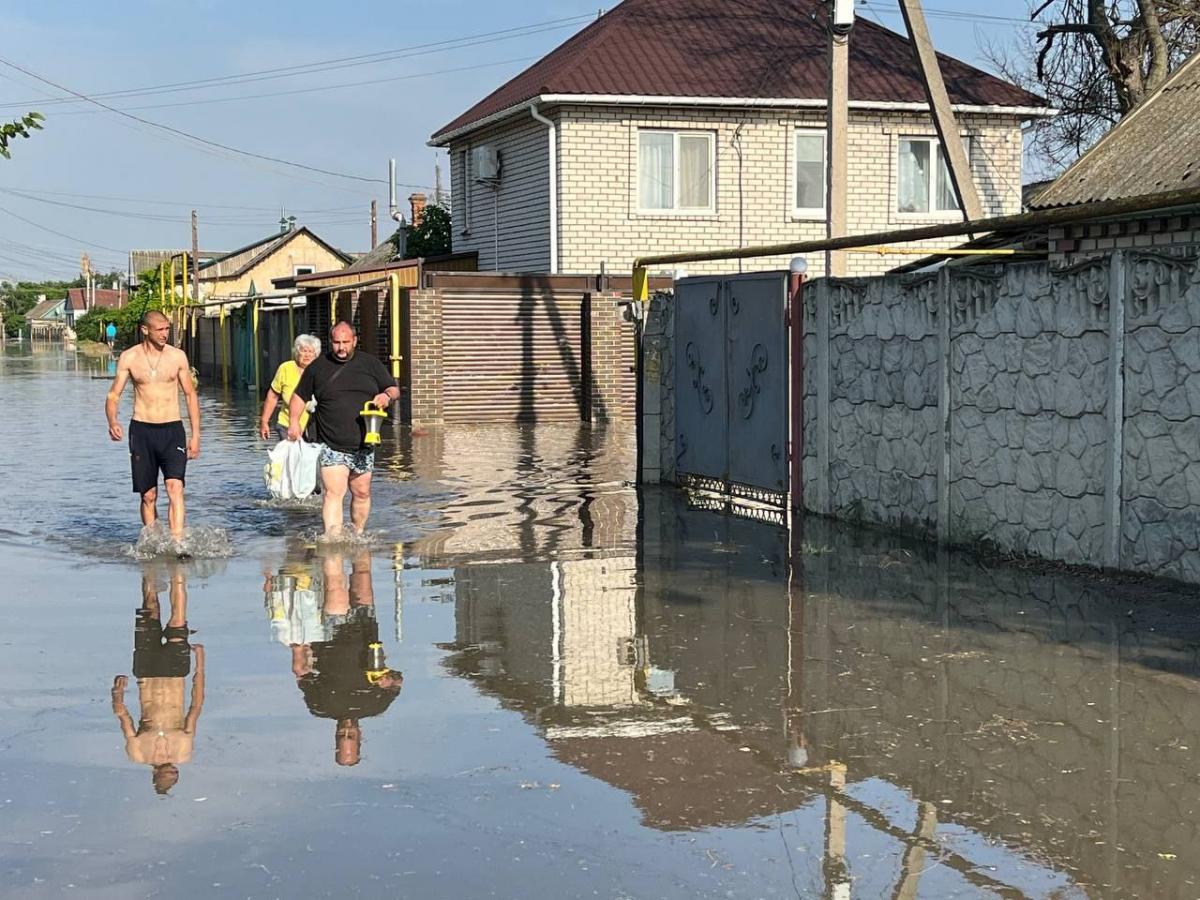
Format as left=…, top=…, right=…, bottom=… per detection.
left=770, top=444, right=781, bottom=462
left=685, top=341, right=715, bottom=415
left=676, top=432, right=689, bottom=466
left=730, top=292, right=740, bottom=315
left=709, top=292, right=720, bottom=316
left=737, top=343, right=768, bottom=420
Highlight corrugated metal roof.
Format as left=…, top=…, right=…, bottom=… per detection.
left=432, top=0, right=1045, bottom=142
left=1032, top=52, right=1200, bottom=209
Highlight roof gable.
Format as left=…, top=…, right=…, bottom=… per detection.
left=25, top=297, right=65, bottom=320
left=199, top=227, right=352, bottom=281
left=1031, top=51, right=1200, bottom=209
left=432, top=0, right=1044, bottom=142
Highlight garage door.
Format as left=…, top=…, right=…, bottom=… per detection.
left=441, top=290, right=586, bottom=423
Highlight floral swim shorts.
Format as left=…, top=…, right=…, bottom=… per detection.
left=318, top=445, right=375, bottom=475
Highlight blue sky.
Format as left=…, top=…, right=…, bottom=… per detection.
left=0, top=0, right=1038, bottom=280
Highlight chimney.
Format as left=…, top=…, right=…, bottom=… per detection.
left=409, top=193, right=427, bottom=228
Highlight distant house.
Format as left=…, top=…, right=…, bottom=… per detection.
left=64, top=286, right=128, bottom=326
left=430, top=0, right=1049, bottom=277
left=128, top=249, right=226, bottom=288
left=186, top=225, right=352, bottom=302
left=24, top=295, right=68, bottom=338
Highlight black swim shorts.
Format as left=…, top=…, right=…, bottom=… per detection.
left=129, top=420, right=188, bottom=495
left=132, top=608, right=191, bottom=678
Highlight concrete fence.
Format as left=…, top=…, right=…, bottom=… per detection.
left=802, top=249, right=1200, bottom=584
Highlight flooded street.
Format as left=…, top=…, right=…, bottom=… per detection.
left=2, top=345, right=1200, bottom=899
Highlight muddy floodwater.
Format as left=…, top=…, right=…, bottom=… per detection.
left=2, top=344, right=1200, bottom=899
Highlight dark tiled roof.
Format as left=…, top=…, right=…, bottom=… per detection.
left=432, top=0, right=1045, bottom=141
left=1031, top=52, right=1200, bottom=209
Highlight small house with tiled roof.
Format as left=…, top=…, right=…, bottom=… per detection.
left=64, top=286, right=127, bottom=326
left=430, top=0, right=1050, bottom=277
left=187, top=225, right=352, bottom=302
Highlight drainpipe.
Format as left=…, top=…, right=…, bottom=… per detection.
left=529, top=103, right=558, bottom=274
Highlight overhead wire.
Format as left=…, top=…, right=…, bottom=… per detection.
left=48, top=56, right=541, bottom=117
left=0, top=57, right=393, bottom=188
left=0, top=15, right=594, bottom=111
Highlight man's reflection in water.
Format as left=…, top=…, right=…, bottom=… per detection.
left=111, top=564, right=204, bottom=795
left=290, top=551, right=402, bottom=766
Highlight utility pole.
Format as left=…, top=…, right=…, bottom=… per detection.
left=825, top=0, right=853, bottom=278
left=370, top=199, right=378, bottom=248
left=189, top=209, right=200, bottom=351
left=897, top=0, right=983, bottom=222
left=434, top=161, right=443, bottom=207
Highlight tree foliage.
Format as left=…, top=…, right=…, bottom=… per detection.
left=73, top=266, right=166, bottom=346
left=0, top=112, right=44, bottom=160
left=403, top=205, right=452, bottom=259
left=984, top=1, right=1200, bottom=173
left=0, top=270, right=124, bottom=337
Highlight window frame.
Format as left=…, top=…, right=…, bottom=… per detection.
left=792, top=128, right=827, bottom=220
left=635, top=128, right=717, bottom=216
left=293, top=265, right=315, bottom=276
left=895, top=134, right=973, bottom=217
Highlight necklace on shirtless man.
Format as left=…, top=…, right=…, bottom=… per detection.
left=142, top=344, right=164, bottom=379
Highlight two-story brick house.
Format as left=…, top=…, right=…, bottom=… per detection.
left=430, top=0, right=1049, bottom=277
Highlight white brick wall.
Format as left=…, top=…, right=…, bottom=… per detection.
left=451, top=104, right=1025, bottom=278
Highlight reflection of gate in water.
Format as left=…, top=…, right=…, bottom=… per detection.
left=673, top=273, right=789, bottom=506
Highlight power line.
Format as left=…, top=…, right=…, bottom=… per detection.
left=50, top=56, right=540, bottom=117
left=859, top=2, right=1031, bottom=26
left=0, top=15, right=594, bottom=111
left=0, top=56, right=387, bottom=186
left=0, top=186, right=366, bottom=213
left=0, top=205, right=125, bottom=253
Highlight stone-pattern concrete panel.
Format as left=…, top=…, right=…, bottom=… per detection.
left=950, top=262, right=1109, bottom=564
left=1122, top=249, right=1200, bottom=582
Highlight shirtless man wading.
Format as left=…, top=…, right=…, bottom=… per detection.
left=105, top=311, right=201, bottom=541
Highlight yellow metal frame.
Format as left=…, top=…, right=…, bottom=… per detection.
left=389, top=273, right=402, bottom=380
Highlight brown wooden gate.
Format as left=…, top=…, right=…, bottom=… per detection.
left=440, top=288, right=586, bottom=423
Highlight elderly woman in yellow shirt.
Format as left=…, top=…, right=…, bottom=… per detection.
left=259, top=334, right=321, bottom=442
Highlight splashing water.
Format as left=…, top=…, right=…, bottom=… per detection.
left=127, top=523, right=235, bottom=560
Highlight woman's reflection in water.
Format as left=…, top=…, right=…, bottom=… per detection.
left=111, top=563, right=204, bottom=796
left=269, top=549, right=402, bottom=766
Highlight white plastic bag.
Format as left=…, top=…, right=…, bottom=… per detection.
left=264, top=439, right=321, bottom=500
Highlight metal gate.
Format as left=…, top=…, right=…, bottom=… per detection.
left=674, top=272, right=789, bottom=503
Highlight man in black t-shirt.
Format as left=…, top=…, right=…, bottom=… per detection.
left=288, top=321, right=399, bottom=536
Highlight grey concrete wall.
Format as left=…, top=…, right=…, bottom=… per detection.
left=794, top=248, right=1200, bottom=584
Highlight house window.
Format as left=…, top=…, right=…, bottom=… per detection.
left=294, top=265, right=315, bottom=276
left=897, top=136, right=971, bottom=214
left=794, top=129, right=826, bottom=217
left=638, top=130, right=714, bottom=213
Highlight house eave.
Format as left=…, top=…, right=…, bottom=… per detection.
left=429, top=93, right=1055, bottom=145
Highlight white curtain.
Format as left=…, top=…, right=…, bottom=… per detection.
left=795, top=132, right=824, bottom=211
left=898, top=139, right=930, bottom=213
left=936, top=144, right=962, bottom=211
left=639, top=132, right=673, bottom=210
left=678, top=134, right=711, bottom=209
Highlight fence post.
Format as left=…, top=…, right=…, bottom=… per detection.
left=815, top=280, right=831, bottom=515
left=936, top=267, right=952, bottom=543
left=1104, top=251, right=1127, bottom=569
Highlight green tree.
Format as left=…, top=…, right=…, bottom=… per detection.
left=403, top=205, right=452, bottom=259
left=0, top=112, right=44, bottom=160
left=74, top=265, right=167, bottom=346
